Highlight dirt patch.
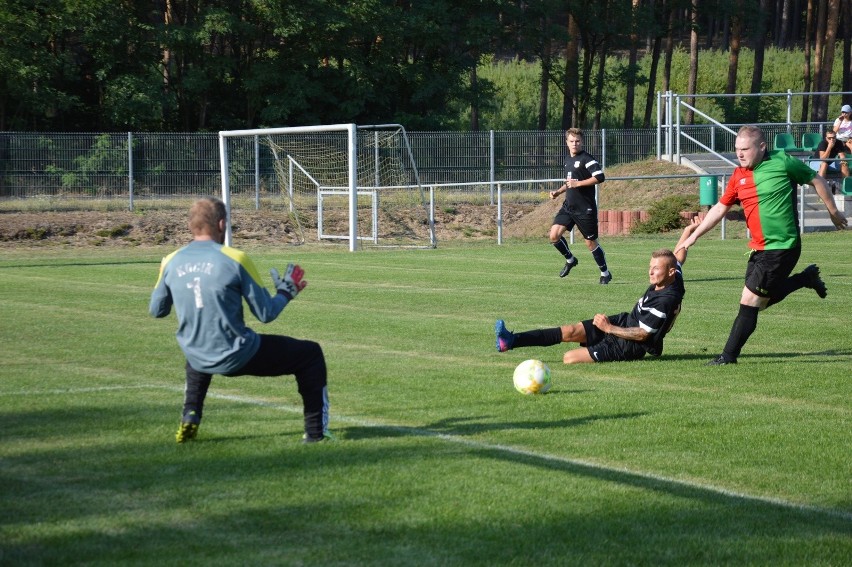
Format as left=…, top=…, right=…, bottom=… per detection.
left=0, top=159, right=704, bottom=248
left=0, top=204, right=546, bottom=248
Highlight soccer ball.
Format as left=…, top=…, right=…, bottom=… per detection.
left=512, top=359, right=552, bottom=395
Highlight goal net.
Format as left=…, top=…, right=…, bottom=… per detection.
left=218, top=123, right=435, bottom=250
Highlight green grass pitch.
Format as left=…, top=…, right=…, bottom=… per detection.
left=1, top=231, right=850, bottom=565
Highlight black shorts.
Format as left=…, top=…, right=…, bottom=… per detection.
left=581, top=313, right=648, bottom=363
left=744, top=243, right=801, bottom=298
left=553, top=204, right=599, bottom=241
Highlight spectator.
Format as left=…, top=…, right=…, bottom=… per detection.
left=809, top=129, right=849, bottom=193
left=832, top=104, right=852, bottom=154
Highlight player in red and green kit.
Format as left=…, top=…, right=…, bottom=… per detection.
left=677, top=125, right=847, bottom=365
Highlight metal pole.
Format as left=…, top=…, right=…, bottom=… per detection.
left=787, top=89, right=793, bottom=132
left=429, top=185, right=435, bottom=248
left=656, top=91, right=662, bottom=160
left=254, top=135, right=260, bottom=210
left=127, top=132, right=134, bottom=212
left=374, top=131, right=380, bottom=187
left=347, top=124, right=358, bottom=252
left=496, top=182, right=502, bottom=245
left=218, top=134, right=233, bottom=247
left=288, top=158, right=294, bottom=213
left=490, top=130, right=495, bottom=205
left=675, top=94, right=681, bottom=164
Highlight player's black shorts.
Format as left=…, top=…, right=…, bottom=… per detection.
left=553, top=204, right=599, bottom=241
left=744, top=242, right=801, bottom=298
left=580, top=313, right=648, bottom=363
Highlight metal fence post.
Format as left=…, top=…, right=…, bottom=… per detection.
left=127, top=132, right=134, bottom=211
left=496, top=181, right=502, bottom=245
left=490, top=130, right=495, bottom=205
left=657, top=91, right=663, bottom=161
left=254, top=135, right=260, bottom=210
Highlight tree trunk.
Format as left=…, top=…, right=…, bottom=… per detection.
left=778, top=0, right=792, bottom=47
left=562, top=14, right=580, bottom=129
left=749, top=0, right=771, bottom=122
left=841, top=0, right=852, bottom=93
left=724, top=0, right=743, bottom=117
left=470, top=65, right=480, bottom=131
left=538, top=38, right=551, bottom=131
left=818, top=0, right=841, bottom=121
left=624, top=0, right=641, bottom=128
left=644, top=35, right=663, bottom=128
left=687, top=0, right=699, bottom=125
left=662, top=5, right=675, bottom=93
left=802, top=0, right=813, bottom=122
left=593, top=38, right=608, bottom=130
left=812, top=0, right=828, bottom=121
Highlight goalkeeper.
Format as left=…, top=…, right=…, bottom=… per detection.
left=149, top=197, right=330, bottom=443
left=495, top=218, right=699, bottom=364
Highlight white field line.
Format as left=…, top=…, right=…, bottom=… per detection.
left=175, top=387, right=852, bottom=522
left=6, top=383, right=851, bottom=523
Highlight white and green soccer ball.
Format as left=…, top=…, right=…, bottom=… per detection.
left=512, top=359, right=552, bottom=395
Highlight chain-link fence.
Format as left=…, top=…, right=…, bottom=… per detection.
left=0, top=129, right=662, bottom=212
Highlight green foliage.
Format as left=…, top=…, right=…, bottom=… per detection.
left=477, top=46, right=849, bottom=130
left=0, top=0, right=847, bottom=132
left=43, top=134, right=127, bottom=193
left=632, top=194, right=699, bottom=234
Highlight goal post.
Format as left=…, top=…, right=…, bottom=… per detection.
left=218, top=123, right=434, bottom=251
left=219, top=123, right=358, bottom=250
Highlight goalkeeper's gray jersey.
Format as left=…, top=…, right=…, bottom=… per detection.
left=149, top=240, right=287, bottom=374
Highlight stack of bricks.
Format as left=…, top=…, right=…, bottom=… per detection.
left=595, top=210, right=704, bottom=235
left=597, top=210, right=651, bottom=235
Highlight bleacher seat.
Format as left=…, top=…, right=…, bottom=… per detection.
left=801, top=132, right=822, bottom=152
left=842, top=177, right=852, bottom=196
left=773, top=133, right=800, bottom=152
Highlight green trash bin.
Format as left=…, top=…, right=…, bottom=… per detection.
left=699, top=175, right=718, bottom=206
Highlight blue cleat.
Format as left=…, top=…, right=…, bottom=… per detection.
left=495, top=319, right=515, bottom=352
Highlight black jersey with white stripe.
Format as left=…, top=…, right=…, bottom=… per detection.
left=626, top=264, right=685, bottom=356
left=562, top=150, right=605, bottom=209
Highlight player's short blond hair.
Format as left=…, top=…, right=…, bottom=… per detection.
left=651, top=248, right=677, bottom=269
left=565, top=128, right=584, bottom=139
left=189, top=197, right=226, bottom=236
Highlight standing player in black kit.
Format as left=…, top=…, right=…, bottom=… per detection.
left=548, top=128, right=612, bottom=284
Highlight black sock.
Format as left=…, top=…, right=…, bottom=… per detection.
left=767, top=273, right=806, bottom=307
left=722, top=305, right=759, bottom=361
left=553, top=237, right=572, bottom=259
left=183, top=361, right=212, bottom=420
left=513, top=327, right=563, bottom=348
left=591, top=245, right=608, bottom=273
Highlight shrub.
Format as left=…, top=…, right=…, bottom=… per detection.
left=631, top=195, right=699, bottom=234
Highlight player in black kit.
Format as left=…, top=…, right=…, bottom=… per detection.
left=548, top=128, right=612, bottom=284
left=495, top=219, right=700, bottom=364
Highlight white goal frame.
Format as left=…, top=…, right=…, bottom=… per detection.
left=218, top=123, right=359, bottom=250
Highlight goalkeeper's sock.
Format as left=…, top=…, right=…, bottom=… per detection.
left=721, top=304, right=759, bottom=362
left=512, top=327, right=562, bottom=348
left=183, top=362, right=212, bottom=418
